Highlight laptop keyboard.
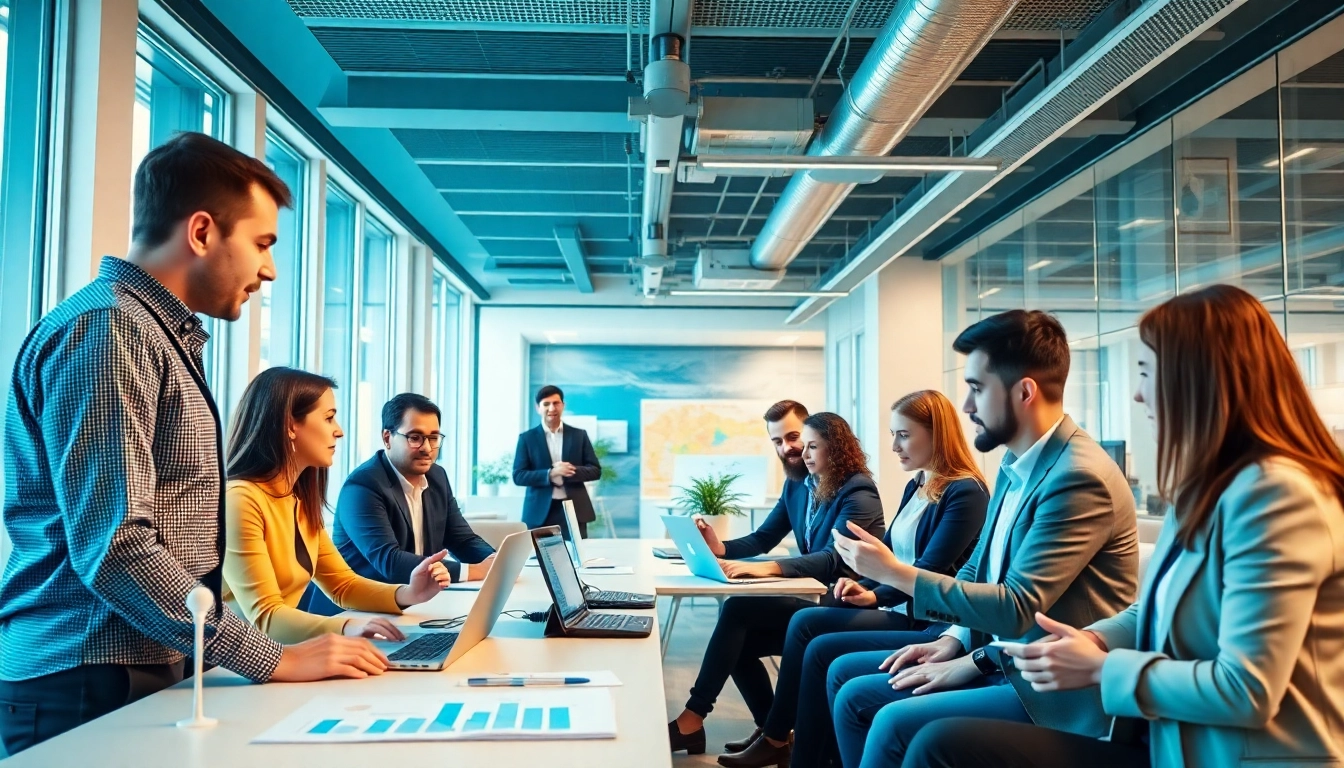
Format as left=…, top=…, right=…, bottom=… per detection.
left=588, top=590, right=655, bottom=607
left=578, top=613, right=646, bottom=631
left=388, top=632, right=458, bottom=662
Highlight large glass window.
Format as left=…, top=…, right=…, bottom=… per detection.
left=356, top=216, right=393, bottom=457
left=131, top=26, right=227, bottom=180
left=259, top=132, right=306, bottom=370
left=322, top=185, right=356, bottom=480
left=430, top=266, right=462, bottom=457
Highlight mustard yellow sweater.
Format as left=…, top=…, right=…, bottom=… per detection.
left=223, top=480, right=402, bottom=643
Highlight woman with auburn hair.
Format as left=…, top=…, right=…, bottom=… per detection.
left=721, top=392, right=991, bottom=768
left=904, top=284, right=1344, bottom=768
left=670, top=412, right=887, bottom=759
left=223, top=367, right=451, bottom=645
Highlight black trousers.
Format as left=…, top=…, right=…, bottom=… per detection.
left=902, top=718, right=1151, bottom=768
left=762, top=605, right=919, bottom=742
left=540, top=499, right=587, bottom=538
left=0, top=661, right=183, bottom=755
left=685, top=595, right=816, bottom=724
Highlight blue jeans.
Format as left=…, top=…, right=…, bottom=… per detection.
left=791, top=630, right=935, bottom=768
left=829, top=651, right=1030, bottom=768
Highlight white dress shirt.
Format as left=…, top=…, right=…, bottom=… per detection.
left=544, top=422, right=567, bottom=500
left=884, top=488, right=932, bottom=616
left=390, top=461, right=429, bottom=556
left=943, top=416, right=1065, bottom=651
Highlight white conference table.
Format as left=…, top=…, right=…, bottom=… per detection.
left=6, top=539, right=823, bottom=767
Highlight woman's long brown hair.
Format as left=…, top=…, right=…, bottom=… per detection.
left=226, top=367, right=339, bottom=531
left=892, top=390, right=986, bottom=502
left=1140, top=284, right=1344, bottom=548
left=804, top=412, right=872, bottom=502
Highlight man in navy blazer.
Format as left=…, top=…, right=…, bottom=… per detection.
left=512, top=385, right=601, bottom=536
left=333, top=394, right=495, bottom=584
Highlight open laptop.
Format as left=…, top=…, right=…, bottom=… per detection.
left=662, top=514, right=782, bottom=584
left=531, top=526, right=653, bottom=638
left=370, top=530, right=532, bottom=670
left=558, top=501, right=655, bottom=609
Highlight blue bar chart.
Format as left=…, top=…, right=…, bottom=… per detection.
left=256, top=691, right=615, bottom=744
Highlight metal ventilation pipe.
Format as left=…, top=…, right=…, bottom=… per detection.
left=750, top=0, right=1022, bottom=270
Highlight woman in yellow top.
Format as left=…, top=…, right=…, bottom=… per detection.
left=223, top=367, right=451, bottom=644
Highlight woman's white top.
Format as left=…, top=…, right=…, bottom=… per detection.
left=883, top=489, right=932, bottom=615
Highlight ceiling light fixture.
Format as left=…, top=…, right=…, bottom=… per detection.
left=1027, top=260, right=1053, bottom=271
left=1263, top=146, right=1318, bottom=168
left=669, top=290, right=849, bottom=298
left=690, top=155, right=1002, bottom=173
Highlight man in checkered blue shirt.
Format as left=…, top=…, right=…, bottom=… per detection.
left=0, top=133, right=391, bottom=754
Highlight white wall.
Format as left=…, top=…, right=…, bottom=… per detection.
left=825, top=256, right=945, bottom=518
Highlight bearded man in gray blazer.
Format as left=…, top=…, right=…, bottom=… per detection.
left=828, top=309, right=1139, bottom=768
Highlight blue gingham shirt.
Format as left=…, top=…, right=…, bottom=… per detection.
left=0, top=257, right=282, bottom=682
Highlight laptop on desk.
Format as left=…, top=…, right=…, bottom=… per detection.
left=531, top=526, right=653, bottom=638
left=369, top=530, right=532, bottom=670
left=662, top=514, right=783, bottom=584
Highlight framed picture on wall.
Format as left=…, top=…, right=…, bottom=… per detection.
left=1176, top=157, right=1233, bottom=235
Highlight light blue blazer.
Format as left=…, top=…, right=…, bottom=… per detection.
left=1089, top=459, right=1344, bottom=768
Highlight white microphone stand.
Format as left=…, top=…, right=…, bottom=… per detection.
left=177, top=586, right=219, bottom=729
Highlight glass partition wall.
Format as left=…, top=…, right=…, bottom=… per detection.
left=942, top=33, right=1344, bottom=514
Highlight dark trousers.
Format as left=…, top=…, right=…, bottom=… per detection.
left=540, top=499, right=587, bottom=538
left=902, top=718, right=1151, bottom=768
left=684, top=595, right=815, bottom=724
left=762, top=606, right=919, bottom=742
left=792, top=630, right=933, bottom=768
left=0, top=662, right=183, bottom=755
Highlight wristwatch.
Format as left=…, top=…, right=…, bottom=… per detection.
left=970, top=646, right=998, bottom=676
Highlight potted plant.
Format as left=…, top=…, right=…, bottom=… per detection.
left=589, top=438, right=620, bottom=498
left=473, top=453, right=511, bottom=496
left=673, top=472, right=747, bottom=540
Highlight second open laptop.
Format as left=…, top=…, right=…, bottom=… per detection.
left=662, top=514, right=782, bottom=584
left=369, top=530, right=532, bottom=670
left=558, top=500, right=655, bottom=609
left=531, top=526, right=653, bottom=638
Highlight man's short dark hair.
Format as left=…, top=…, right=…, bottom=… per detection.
left=382, top=393, right=442, bottom=432
left=952, top=310, right=1070, bottom=402
left=133, top=132, right=293, bottom=248
left=535, top=385, right=564, bottom=404
left=764, top=400, right=809, bottom=423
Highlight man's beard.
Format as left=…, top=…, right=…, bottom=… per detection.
left=972, top=394, right=1019, bottom=453
left=779, top=450, right=809, bottom=481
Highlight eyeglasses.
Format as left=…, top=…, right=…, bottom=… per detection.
left=396, top=432, right=444, bottom=449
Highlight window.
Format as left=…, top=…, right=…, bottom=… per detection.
left=322, top=184, right=356, bottom=480
left=356, top=215, right=394, bottom=457
left=259, top=132, right=306, bottom=370
left=131, top=25, right=227, bottom=181
left=0, top=0, right=10, bottom=172
left=430, top=266, right=462, bottom=458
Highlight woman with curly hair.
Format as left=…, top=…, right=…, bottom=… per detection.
left=669, top=412, right=886, bottom=757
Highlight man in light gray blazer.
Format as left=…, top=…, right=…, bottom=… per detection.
left=829, top=310, right=1139, bottom=768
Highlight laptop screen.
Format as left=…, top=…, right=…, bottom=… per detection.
left=536, top=532, right=587, bottom=624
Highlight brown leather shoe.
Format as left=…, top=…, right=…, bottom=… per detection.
left=717, top=733, right=791, bottom=768
left=725, top=727, right=763, bottom=753
left=668, top=719, right=707, bottom=755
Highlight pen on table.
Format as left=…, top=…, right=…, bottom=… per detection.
left=467, top=677, right=590, bottom=687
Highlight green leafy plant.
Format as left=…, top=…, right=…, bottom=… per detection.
left=473, top=453, right=512, bottom=486
left=593, top=438, right=619, bottom=483
left=674, top=472, right=747, bottom=517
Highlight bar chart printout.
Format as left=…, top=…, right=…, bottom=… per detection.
left=253, top=689, right=616, bottom=743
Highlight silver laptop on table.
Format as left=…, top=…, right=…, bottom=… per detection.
left=369, top=530, right=531, bottom=670
left=661, top=514, right=782, bottom=584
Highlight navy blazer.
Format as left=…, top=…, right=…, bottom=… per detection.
left=512, top=423, right=601, bottom=527
left=332, top=452, right=495, bottom=583
left=859, top=475, right=989, bottom=609
left=723, top=473, right=885, bottom=581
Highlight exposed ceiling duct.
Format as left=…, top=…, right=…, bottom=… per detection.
left=632, top=0, right=695, bottom=297
left=749, top=0, right=1024, bottom=271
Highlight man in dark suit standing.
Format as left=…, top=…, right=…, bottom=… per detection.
left=512, top=385, right=601, bottom=537
left=333, top=393, right=496, bottom=585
